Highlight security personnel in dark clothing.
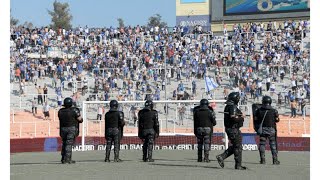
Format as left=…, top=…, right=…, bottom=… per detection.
left=216, top=92, right=247, bottom=170
left=138, top=100, right=159, bottom=162
left=254, top=96, right=280, bottom=165
left=105, top=100, right=125, bottom=162
left=58, top=97, right=83, bottom=164
left=193, top=99, right=216, bottom=162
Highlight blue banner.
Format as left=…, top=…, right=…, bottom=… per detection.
left=181, top=0, right=206, bottom=3
left=224, top=0, right=310, bottom=15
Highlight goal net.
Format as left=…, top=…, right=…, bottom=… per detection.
left=79, top=100, right=251, bottom=151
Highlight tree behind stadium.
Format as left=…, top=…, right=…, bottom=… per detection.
left=48, top=0, right=73, bottom=31
left=117, top=18, right=125, bottom=28
left=147, top=14, right=167, bottom=28
left=10, top=9, right=19, bottom=26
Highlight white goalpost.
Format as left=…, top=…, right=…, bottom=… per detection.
left=81, top=99, right=228, bottom=151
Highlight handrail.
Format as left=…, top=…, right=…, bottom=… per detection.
left=11, top=121, right=51, bottom=138
left=11, top=109, right=14, bottom=123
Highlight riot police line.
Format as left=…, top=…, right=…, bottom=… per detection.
left=58, top=92, right=280, bottom=169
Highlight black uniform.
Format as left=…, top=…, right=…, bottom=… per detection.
left=193, top=104, right=216, bottom=162
left=216, top=92, right=247, bottom=170
left=255, top=104, right=280, bottom=164
left=58, top=106, right=82, bottom=164
left=138, top=106, right=159, bottom=162
left=105, top=108, right=125, bottom=162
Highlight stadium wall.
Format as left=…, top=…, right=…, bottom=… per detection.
left=10, top=134, right=310, bottom=153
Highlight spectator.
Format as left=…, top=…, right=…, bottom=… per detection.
left=162, top=80, right=165, bottom=91
left=19, top=79, right=25, bottom=96
left=266, top=75, right=271, bottom=91
left=36, top=86, right=44, bottom=105
left=270, top=82, right=276, bottom=97
left=277, top=92, right=283, bottom=109
left=178, top=104, right=186, bottom=125
left=290, top=99, right=297, bottom=118
left=43, top=84, right=48, bottom=102
left=57, top=93, right=63, bottom=108
left=250, top=83, right=255, bottom=99
left=97, top=105, right=104, bottom=121
left=301, top=99, right=307, bottom=116
left=43, top=102, right=50, bottom=120
left=15, top=67, right=21, bottom=82
left=31, top=97, right=37, bottom=116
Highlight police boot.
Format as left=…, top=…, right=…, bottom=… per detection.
left=216, top=155, right=224, bottom=168
left=235, top=155, right=246, bottom=170
left=259, top=151, right=266, bottom=164
left=104, top=153, right=110, bottom=162
left=273, top=157, right=280, bottom=165
left=147, top=149, right=154, bottom=162
left=203, top=151, right=210, bottom=163
left=61, top=156, right=65, bottom=164
left=63, top=157, right=76, bottom=164
left=143, top=145, right=148, bottom=162
left=235, top=163, right=247, bottom=170
left=197, top=150, right=203, bottom=162
left=143, top=154, right=147, bottom=162
left=114, top=152, right=122, bottom=162
left=105, top=148, right=111, bottom=162
left=66, top=154, right=76, bottom=164
left=64, top=160, right=76, bottom=164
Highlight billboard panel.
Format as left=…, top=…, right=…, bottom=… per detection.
left=176, top=15, right=210, bottom=27
left=224, top=0, right=310, bottom=15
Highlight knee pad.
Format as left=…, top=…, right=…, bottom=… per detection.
left=269, top=137, right=277, bottom=150
left=148, top=137, right=154, bottom=145
left=259, top=136, right=267, bottom=145
left=197, top=137, right=203, bottom=144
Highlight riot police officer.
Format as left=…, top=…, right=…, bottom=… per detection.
left=254, top=96, right=280, bottom=165
left=104, top=100, right=125, bottom=162
left=216, top=92, right=247, bottom=170
left=193, top=99, right=216, bottom=162
left=138, top=100, right=159, bottom=162
left=58, top=97, right=83, bottom=164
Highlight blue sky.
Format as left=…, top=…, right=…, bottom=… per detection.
left=10, top=0, right=176, bottom=28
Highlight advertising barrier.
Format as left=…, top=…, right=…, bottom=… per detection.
left=10, top=133, right=310, bottom=153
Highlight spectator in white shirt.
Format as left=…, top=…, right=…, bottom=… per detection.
left=43, top=102, right=50, bottom=120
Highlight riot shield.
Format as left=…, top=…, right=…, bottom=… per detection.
left=252, top=103, right=262, bottom=131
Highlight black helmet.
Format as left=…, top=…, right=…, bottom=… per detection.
left=200, top=99, right=209, bottom=106
left=228, top=92, right=240, bottom=104
left=262, top=96, right=272, bottom=105
left=110, top=100, right=118, bottom=109
left=63, top=97, right=73, bottom=107
left=145, top=100, right=153, bottom=109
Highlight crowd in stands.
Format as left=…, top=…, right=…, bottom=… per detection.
left=10, top=19, right=310, bottom=117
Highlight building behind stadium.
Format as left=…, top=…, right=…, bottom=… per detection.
left=176, top=0, right=310, bottom=32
